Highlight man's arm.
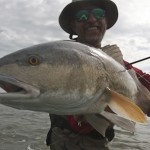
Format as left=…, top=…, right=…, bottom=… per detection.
left=102, top=44, right=150, bottom=91
left=124, top=61, right=150, bottom=91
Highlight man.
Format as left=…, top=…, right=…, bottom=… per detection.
left=46, top=0, right=150, bottom=149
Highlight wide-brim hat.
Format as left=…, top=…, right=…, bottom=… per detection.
left=59, top=0, right=118, bottom=35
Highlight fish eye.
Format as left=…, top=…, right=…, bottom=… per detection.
left=27, top=55, right=41, bottom=66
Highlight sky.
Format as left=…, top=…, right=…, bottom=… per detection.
left=0, top=0, right=150, bottom=72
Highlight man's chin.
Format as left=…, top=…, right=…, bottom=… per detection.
left=85, top=36, right=102, bottom=45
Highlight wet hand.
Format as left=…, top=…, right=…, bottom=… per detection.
left=102, top=45, right=124, bottom=66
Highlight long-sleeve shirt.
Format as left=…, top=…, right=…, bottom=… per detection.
left=124, top=61, right=150, bottom=91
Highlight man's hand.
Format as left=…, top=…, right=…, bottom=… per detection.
left=102, top=45, right=124, bottom=66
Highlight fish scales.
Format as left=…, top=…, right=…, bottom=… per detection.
left=0, top=41, right=147, bottom=133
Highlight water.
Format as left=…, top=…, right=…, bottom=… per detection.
left=0, top=105, right=50, bottom=150
left=112, top=121, right=150, bottom=150
left=0, top=105, right=150, bottom=150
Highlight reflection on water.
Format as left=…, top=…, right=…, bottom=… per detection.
left=0, top=105, right=150, bottom=150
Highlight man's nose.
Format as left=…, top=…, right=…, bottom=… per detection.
left=87, top=14, right=97, bottom=23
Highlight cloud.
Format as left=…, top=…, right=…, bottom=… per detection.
left=104, top=0, right=150, bottom=72
left=0, top=0, right=149, bottom=72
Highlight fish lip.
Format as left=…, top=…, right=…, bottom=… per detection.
left=0, top=74, right=40, bottom=98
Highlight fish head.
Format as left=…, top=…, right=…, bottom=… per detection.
left=0, top=41, right=107, bottom=113
left=0, top=41, right=80, bottom=91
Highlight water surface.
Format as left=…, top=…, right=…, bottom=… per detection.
left=0, top=105, right=150, bottom=150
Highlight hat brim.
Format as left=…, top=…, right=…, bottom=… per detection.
left=59, top=0, right=118, bottom=34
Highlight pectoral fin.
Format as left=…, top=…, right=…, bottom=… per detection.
left=85, top=114, right=111, bottom=137
left=107, top=88, right=147, bottom=123
left=101, top=111, right=135, bottom=132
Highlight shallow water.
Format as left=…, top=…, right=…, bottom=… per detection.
left=112, top=122, right=150, bottom=150
left=0, top=105, right=50, bottom=150
left=0, top=105, right=150, bottom=150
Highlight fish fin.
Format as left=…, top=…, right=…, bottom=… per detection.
left=107, top=88, right=147, bottom=123
left=128, top=69, right=150, bottom=116
left=101, top=111, right=135, bottom=133
left=85, top=114, right=110, bottom=137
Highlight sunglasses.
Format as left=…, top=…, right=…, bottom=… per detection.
left=74, top=8, right=106, bottom=22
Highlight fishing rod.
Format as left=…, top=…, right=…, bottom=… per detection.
left=127, top=56, right=150, bottom=66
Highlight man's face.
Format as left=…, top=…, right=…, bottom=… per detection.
left=71, top=5, right=107, bottom=46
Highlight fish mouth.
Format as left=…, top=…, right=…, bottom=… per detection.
left=0, top=74, right=40, bottom=98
